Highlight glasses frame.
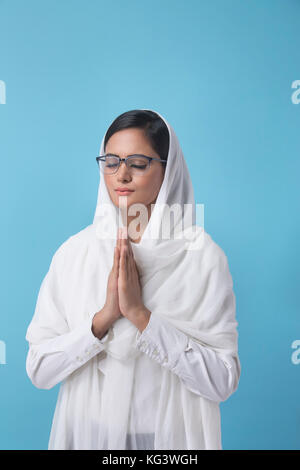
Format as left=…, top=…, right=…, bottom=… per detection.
left=96, top=154, right=168, bottom=174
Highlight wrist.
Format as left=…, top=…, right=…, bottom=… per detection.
left=92, top=308, right=113, bottom=339
left=129, top=306, right=151, bottom=332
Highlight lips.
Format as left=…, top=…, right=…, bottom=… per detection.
left=115, top=188, right=134, bottom=193
left=115, top=189, right=134, bottom=197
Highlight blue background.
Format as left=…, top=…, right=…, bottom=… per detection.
left=0, top=0, right=299, bottom=450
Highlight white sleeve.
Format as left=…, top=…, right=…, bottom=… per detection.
left=25, top=246, right=110, bottom=390
left=26, top=315, right=110, bottom=390
left=134, top=311, right=240, bottom=403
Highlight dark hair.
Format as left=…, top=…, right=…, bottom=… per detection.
left=104, top=109, right=169, bottom=167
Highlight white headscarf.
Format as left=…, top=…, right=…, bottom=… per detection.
left=92, top=109, right=240, bottom=449
left=26, top=109, right=241, bottom=450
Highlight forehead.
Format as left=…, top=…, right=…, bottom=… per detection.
left=105, top=128, right=159, bottom=157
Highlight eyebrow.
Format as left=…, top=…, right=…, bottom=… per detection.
left=104, top=153, right=153, bottom=158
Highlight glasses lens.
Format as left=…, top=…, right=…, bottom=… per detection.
left=127, top=156, right=149, bottom=174
left=101, top=155, right=119, bottom=174
left=100, top=155, right=150, bottom=174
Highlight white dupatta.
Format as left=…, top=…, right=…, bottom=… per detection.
left=92, top=109, right=241, bottom=449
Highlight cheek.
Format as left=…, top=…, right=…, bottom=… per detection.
left=104, top=177, right=118, bottom=204
left=137, top=173, right=163, bottom=201
left=104, top=176, right=114, bottom=192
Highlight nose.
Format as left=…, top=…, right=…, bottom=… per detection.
left=117, top=160, right=132, bottom=181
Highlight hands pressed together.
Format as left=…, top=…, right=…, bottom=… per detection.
left=95, top=226, right=151, bottom=335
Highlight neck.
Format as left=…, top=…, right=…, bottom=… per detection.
left=121, top=203, right=153, bottom=244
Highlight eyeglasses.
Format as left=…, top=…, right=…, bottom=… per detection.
left=96, top=154, right=167, bottom=175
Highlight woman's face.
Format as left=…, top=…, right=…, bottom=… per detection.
left=104, top=128, right=166, bottom=216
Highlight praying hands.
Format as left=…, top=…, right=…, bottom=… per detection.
left=116, top=227, right=151, bottom=332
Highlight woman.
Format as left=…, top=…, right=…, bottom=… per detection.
left=25, top=109, right=241, bottom=450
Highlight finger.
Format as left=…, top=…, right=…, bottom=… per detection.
left=123, top=227, right=132, bottom=258
left=117, top=227, right=121, bottom=252
left=126, top=228, right=134, bottom=258
left=123, top=227, right=128, bottom=251
left=115, top=230, right=120, bottom=254
left=116, top=227, right=120, bottom=246
left=127, top=241, right=134, bottom=269
left=113, top=246, right=119, bottom=275
left=119, top=241, right=124, bottom=274
left=120, top=234, right=128, bottom=278
left=115, top=245, right=120, bottom=267
left=127, top=237, right=135, bottom=270
left=123, top=230, right=133, bottom=275
left=128, top=239, right=134, bottom=259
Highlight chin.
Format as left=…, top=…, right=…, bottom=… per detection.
left=112, top=194, right=137, bottom=208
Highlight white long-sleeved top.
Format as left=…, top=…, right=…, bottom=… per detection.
left=26, top=309, right=238, bottom=403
